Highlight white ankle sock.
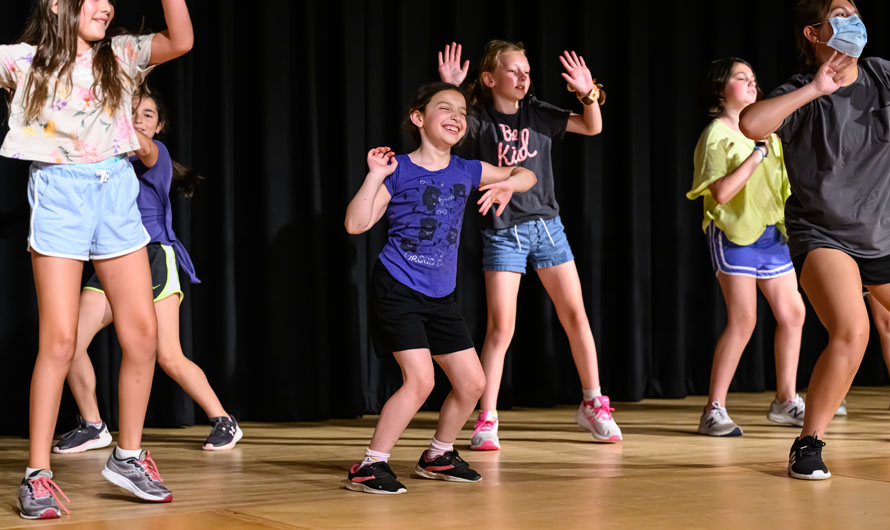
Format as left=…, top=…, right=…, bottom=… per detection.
left=426, top=436, right=453, bottom=460
left=361, top=448, right=390, bottom=468
left=24, top=467, right=49, bottom=479
left=114, top=447, right=142, bottom=459
left=583, top=387, right=602, bottom=402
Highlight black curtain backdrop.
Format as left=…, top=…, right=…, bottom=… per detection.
left=2, top=1, right=890, bottom=435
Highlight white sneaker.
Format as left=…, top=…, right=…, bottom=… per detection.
left=470, top=411, right=500, bottom=451
left=698, top=402, right=743, bottom=437
left=767, top=394, right=806, bottom=427
left=576, top=396, right=623, bottom=442
left=835, top=399, right=847, bottom=416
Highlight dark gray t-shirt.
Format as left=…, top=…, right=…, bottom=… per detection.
left=768, top=57, right=890, bottom=258
left=465, top=97, right=571, bottom=229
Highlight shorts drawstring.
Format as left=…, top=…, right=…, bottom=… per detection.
left=513, top=225, right=522, bottom=251
left=95, top=169, right=109, bottom=184
left=539, top=218, right=555, bottom=246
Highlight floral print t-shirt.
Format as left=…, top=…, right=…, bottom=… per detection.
left=0, top=34, right=154, bottom=164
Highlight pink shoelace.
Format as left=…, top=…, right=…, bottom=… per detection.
left=135, top=451, right=164, bottom=482
left=473, top=417, right=496, bottom=435
left=29, top=476, right=71, bottom=515
left=585, top=397, right=615, bottom=421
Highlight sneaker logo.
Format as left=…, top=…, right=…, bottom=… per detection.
left=706, top=418, right=717, bottom=428
left=351, top=476, right=376, bottom=483
left=789, top=406, right=802, bottom=418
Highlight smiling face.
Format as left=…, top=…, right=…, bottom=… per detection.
left=132, top=95, right=164, bottom=139
left=52, top=0, right=114, bottom=47
left=410, top=89, right=467, bottom=147
left=722, top=62, right=758, bottom=111
left=484, top=50, right=531, bottom=103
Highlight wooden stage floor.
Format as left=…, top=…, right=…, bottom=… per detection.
left=4, top=387, right=890, bottom=529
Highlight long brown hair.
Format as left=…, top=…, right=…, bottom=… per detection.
left=18, top=0, right=127, bottom=123
left=468, top=39, right=527, bottom=107
left=793, top=0, right=859, bottom=70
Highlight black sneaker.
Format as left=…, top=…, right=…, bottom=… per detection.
left=53, top=415, right=112, bottom=454
left=345, top=461, right=407, bottom=494
left=788, top=435, right=831, bottom=480
left=203, top=415, right=243, bottom=451
left=414, top=449, right=482, bottom=482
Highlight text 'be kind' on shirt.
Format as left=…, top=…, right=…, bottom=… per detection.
left=467, top=96, right=571, bottom=229
left=378, top=154, right=482, bottom=298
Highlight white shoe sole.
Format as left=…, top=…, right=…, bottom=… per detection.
left=788, top=465, right=831, bottom=480
left=767, top=412, right=804, bottom=427
left=53, top=429, right=113, bottom=454
left=101, top=467, right=172, bottom=502
left=414, top=466, right=481, bottom=482
left=344, top=480, right=406, bottom=494
left=203, top=426, right=243, bottom=451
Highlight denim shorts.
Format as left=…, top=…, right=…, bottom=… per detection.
left=27, top=156, right=149, bottom=260
left=707, top=223, right=794, bottom=279
left=481, top=215, right=575, bottom=274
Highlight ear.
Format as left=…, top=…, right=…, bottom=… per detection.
left=803, top=24, right=819, bottom=45
left=409, top=109, right=423, bottom=129
left=481, top=71, right=495, bottom=88
left=156, top=120, right=165, bottom=135
left=51, top=0, right=59, bottom=15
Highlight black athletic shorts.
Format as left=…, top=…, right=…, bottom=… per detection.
left=793, top=249, right=890, bottom=285
left=84, top=242, right=183, bottom=302
left=370, top=260, right=474, bottom=358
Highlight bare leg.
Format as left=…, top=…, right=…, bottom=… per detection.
left=154, top=295, right=227, bottom=418
left=799, top=249, right=869, bottom=439
left=865, top=292, right=890, bottom=378
left=478, top=271, right=521, bottom=411
left=432, top=348, right=486, bottom=443
left=368, top=349, right=435, bottom=453
left=94, top=249, right=157, bottom=451
left=707, top=272, right=758, bottom=407
left=757, top=272, right=806, bottom=402
left=537, top=260, right=599, bottom=390
left=66, top=290, right=113, bottom=423
left=29, top=254, right=83, bottom=469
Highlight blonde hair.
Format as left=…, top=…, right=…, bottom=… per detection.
left=468, top=39, right=527, bottom=106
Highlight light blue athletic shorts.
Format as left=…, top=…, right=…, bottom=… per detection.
left=706, top=222, right=794, bottom=279
left=27, top=156, right=149, bottom=260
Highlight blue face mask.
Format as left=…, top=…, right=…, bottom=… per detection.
left=822, top=14, right=868, bottom=58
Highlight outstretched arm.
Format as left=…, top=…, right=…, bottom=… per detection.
left=149, top=0, right=194, bottom=65
left=476, top=163, right=536, bottom=217
left=561, top=50, right=602, bottom=136
left=740, top=51, right=854, bottom=139
left=132, top=130, right=160, bottom=168
left=438, top=42, right=469, bottom=86
left=344, top=147, right=396, bottom=234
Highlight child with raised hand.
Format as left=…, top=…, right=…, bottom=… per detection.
left=688, top=57, right=806, bottom=437
left=0, top=0, right=192, bottom=519
left=438, top=40, right=619, bottom=451
left=344, top=82, right=536, bottom=494
left=54, top=87, right=242, bottom=456
left=740, top=0, right=888, bottom=480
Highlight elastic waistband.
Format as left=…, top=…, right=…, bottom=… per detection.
left=30, top=155, right=131, bottom=179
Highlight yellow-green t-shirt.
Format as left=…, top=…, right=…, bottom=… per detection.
left=687, top=119, right=790, bottom=246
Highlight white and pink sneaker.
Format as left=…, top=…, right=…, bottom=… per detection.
left=470, top=410, right=500, bottom=451
left=576, top=396, right=623, bottom=442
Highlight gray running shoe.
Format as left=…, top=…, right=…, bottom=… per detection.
left=101, top=450, right=172, bottom=502
left=53, top=415, right=112, bottom=453
left=698, top=401, right=743, bottom=436
left=767, top=394, right=806, bottom=427
left=19, top=470, right=70, bottom=519
left=203, top=415, right=243, bottom=451
left=835, top=399, right=848, bottom=416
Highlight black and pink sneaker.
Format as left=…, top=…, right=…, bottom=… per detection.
left=414, top=450, right=481, bottom=482
left=345, top=462, right=407, bottom=495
